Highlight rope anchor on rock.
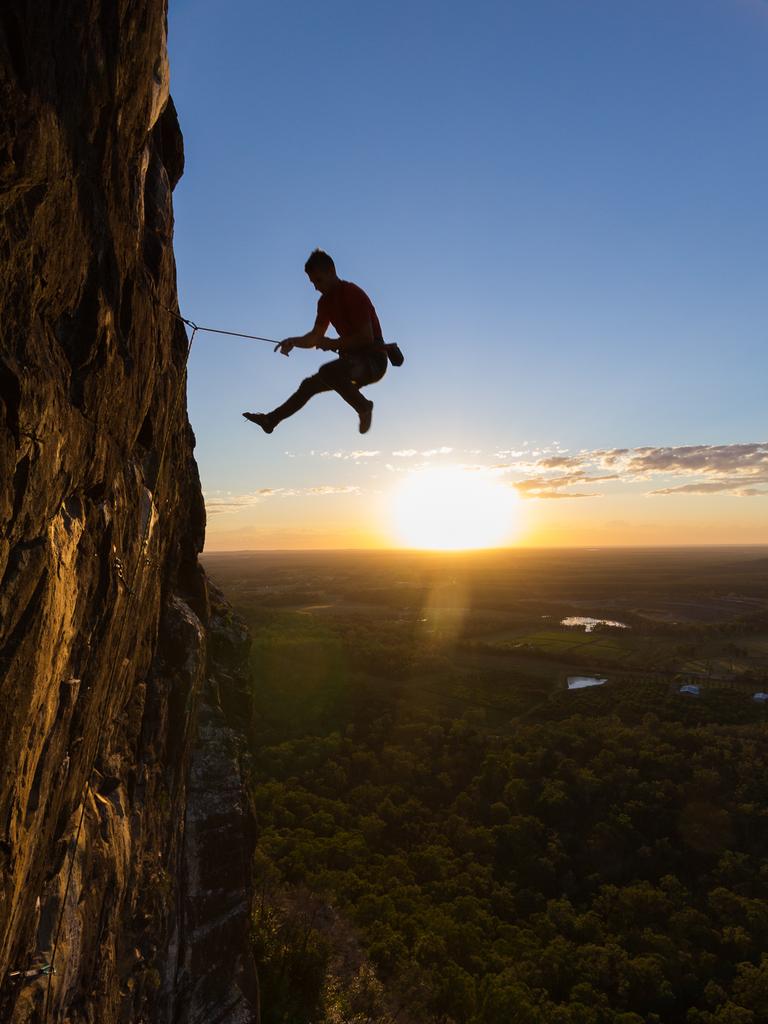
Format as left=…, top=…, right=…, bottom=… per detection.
left=9, top=964, right=55, bottom=982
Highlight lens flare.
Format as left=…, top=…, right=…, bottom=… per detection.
left=390, top=467, right=520, bottom=550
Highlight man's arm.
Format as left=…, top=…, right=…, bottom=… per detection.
left=278, top=313, right=335, bottom=355
left=278, top=290, right=378, bottom=355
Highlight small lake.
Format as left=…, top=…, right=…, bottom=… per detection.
left=561, top=616, right=628, bottom=632
left=567, top=675, right=608, bottom=690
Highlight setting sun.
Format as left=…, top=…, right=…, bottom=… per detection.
left=390, top=467, right=520, bottom=550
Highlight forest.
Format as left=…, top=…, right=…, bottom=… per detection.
left=204, top=548, right=768, bottom=1024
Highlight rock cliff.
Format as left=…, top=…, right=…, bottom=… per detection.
left=0, top=4, right=257, bottom=1021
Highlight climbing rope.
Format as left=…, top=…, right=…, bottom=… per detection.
left=159, top=303, right=282, bottom=348
left=157, top=302, right=404, bottom=366
left=40, top=314, right=199, bottom=1024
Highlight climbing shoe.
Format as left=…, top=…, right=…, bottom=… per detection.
left=243, top=412, right=274, bottom=434
left=358, top=401, right=373, bottom=434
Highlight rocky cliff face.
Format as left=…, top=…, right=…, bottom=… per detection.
left=0, top=4, right=256, bottom=1021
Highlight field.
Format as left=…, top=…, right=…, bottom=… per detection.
left=203, top=546, right=768, bottom=714
left=202, top=547, right=768, bottom=1024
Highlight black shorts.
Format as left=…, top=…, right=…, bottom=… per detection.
left=328, top=348, right=388, bottom=387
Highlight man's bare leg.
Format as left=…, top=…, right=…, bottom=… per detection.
left=244, top=358, right=374, bottom=433
left=243, top=371, right=331, bottom=432
left=330, top=379, right=373, bottom=433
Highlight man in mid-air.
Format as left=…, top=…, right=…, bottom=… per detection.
left=244, top=250, right=388, bottom=435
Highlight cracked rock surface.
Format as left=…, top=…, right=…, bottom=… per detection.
left=0, top=4, right=257, bottom=1021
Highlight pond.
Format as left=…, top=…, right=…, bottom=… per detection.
left=561, top=616, right=628, bottom=632
left=567, top=675, right=608, bottom=690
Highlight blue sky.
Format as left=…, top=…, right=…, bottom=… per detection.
left=167, top=0, right=767, bottom=548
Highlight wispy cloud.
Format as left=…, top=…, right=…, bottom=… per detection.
left=513, top=474, right=608, bottom=500
left=651, top=478, right=768, bottom=497
left=306, top=485, right=360, bottom=495
left=518, top=443, right=768, bottom=478
left=308, top=446, right=456, bottom=460
left=305, top=449, right=380, bottom=460
left=204, top=484, right=360, bottom=515
left=388, top=446, right=459, bottom=460
left=215, top=442, right=768, bottom=511
left=516, top=486, right=602, bottom=500
left=625, top=444, right=768, bottom=479
left=502, top=442, right=768, bottom=498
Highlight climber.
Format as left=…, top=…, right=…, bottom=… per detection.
left=243, top=250, right=390, bottom=435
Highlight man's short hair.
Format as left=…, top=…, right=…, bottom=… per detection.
left=305, top=249, right=335, bottom=274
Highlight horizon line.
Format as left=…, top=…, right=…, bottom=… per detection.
left=201, top=543, right=768, bottom=555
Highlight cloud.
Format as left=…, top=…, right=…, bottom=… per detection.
left=205, top=484, right=360, bottom=515
left=502, top=442, right=768, bottom=498
left=305, top=446, right=456, bottom=461
left=536, top=456, right=580, bottom=469
left=520, top=489, right=602, bottom=500
left=624, top=443, right=768, bottom=478
left=508, top=468, right=617, bottom=500
left=303, top=449, right=379, bottom=460
left=215, top=442, right=768, bottom=510
left=306, top=485, right=360, bottom=495
left=651, top=478, right=768, bottom=497
left=389, top=446, right=455, bottom=459
left=513, top=476, right=603, bottom=500
left=396, top=441, right=768, bottom=497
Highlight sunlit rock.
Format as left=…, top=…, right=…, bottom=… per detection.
left=0, top=5, right=255, bottom=1021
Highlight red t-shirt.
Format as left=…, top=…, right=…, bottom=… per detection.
left=316, top=280, right=383, bottom=341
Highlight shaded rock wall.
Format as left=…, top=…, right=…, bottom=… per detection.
left=0, top=3, right=257, bottom=1022
left=174, top=585, right=259, bottom=1024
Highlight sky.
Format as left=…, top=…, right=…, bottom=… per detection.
left=167, top=0, right=767, bottom=550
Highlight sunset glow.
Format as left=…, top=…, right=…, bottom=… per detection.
left=171, top=2, right=766, bottom=554
left=390, top=467, right=520, bottom=550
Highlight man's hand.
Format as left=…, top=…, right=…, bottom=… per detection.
left=277, top=339, right=294, bottom=356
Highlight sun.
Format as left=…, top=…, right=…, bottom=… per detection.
left=390, top=467, right=520, bottom=550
